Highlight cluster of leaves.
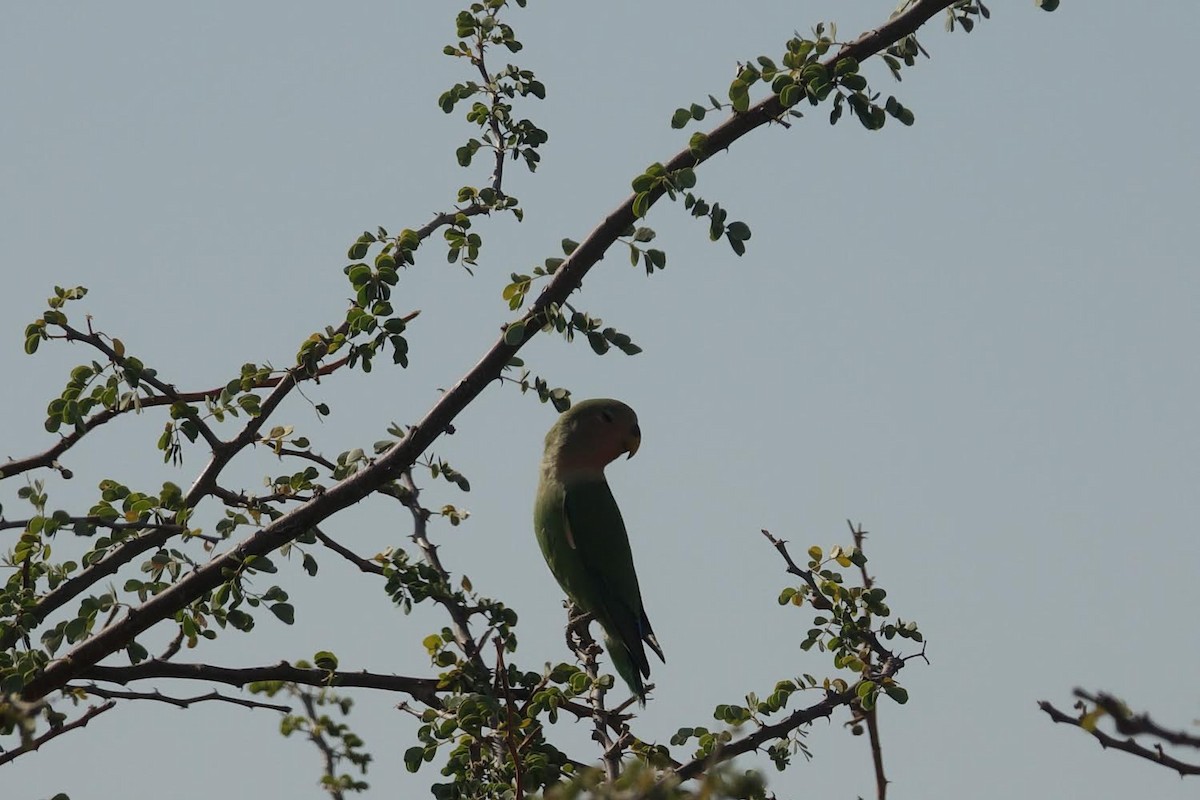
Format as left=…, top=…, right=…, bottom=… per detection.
left=252, top=669, right=373, bottom=795
left=406, top=683, right=575, bottom=797
left=442, top=2, right=547, bottom=175
left=499, top=242, right=643, bottom=365
left=500, top=357, right=574, bottom=412
left=666, top=541, right=918, bottom=776
left=21, top=286, right=87, bottom=357
left=628, top=162, right=753, bottom=257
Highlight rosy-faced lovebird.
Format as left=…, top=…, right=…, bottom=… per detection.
left=533, top=398, right=665, bottom=703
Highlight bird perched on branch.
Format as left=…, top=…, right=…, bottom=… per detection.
left=533, top=398, right=665, bottom=704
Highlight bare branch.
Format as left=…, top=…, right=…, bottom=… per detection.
left=275, top=448, right=338, bottom=471
left=71, top=683, right=292, bottom=713
left=0, top=700, right=115, bottom=767
left=1041, top=695, right=1200, bottom=777
left=157, top=628, right=185, bottom=661
left=315, top=527, right=385, bottom=576
left=1076, top=690, right=1200, bottom=750
left=79, top=660, right=443, bottom=706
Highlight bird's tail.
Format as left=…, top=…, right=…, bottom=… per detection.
left=603, top=630, right=648, bottom=706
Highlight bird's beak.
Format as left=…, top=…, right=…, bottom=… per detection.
left=625, top=426, right=641, bottom=459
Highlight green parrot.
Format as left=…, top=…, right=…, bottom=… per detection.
left=533, top=398, right=665, bottom=703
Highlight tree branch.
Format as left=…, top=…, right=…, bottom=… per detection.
left=0, top=351, right=352, bottom=481
left=1076, top=690, right=1200, bottom=750
left=672, top=684, right=867, bottom=783
left=398, top=471, right=486, bottom=672
left=1039, top=692, right=1200, bottom=777
left=0, top=347, right=312, bottom=653
left=58, top=322, right=223, bottom=450
left=0, top=516, right=189, bottom=537
left=493, top=640, right=525, bottom=799
left=297, top=692, right=349, bottom=800
left=78, top=660, right=444, bottom=706
left=314, top=527, right=385, bottom=575
left=566, top=604, right=623, bottom=782
left=71, top=683, right=292, bottom=713
left=849, top=521, right=888, bottom=800
left=0, top=700, right=115, bottom=767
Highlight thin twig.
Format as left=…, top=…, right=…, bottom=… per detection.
left=71, top=684, right=291, bottom=713
left=849, top=520, right=888, bottom=800
left=1039, top=698, right=1200, bottom=777
left=158, top=628, right=185, bottom=661
left=0, top=352, right=355, bottom=480
left=494, top=640, right=525, bottom=799
left=0, top=701, right=116, bottom=767
left=1076, top=690, right=1200, bottom=749
left=566, top=604, right=623, bottom=781
left=399, top=471, right=485, bottom=671
left=314, top=528, right=385, bottom=575
left=0, top=516, right=187, bottom=536
left=80, top=660, right=443, bottom=707
left=298, top=692, right=347, bottom=800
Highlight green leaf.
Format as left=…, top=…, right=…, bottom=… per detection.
left=728, top=79, right=750, bottom=113
left=727, top=221, right=751, bottom=241
left=503, top=320, right=526, bottom=346
left=269, top=603, right=295, bottom=625
left=127, top=641, right=149, bottom=665
left=841, top=74, right=868, bottom=91
left=250, top=556, right=278, bottom=574
left=727, top=232, right=746, bottom=256
left=834, top=57, right=859, bottom=76
left=779, top=83, right=802, bottom=108
left=632, top=192, right=651, bottom=219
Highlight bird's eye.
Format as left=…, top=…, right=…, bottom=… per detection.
left=600, top=409, right=614, bottom=423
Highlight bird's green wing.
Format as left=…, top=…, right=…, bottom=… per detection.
left=562, top=478, right=661, bottom=682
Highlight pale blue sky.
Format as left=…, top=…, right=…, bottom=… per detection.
left=3, top=2, right=1198, bottom=798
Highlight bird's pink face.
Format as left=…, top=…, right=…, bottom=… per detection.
left=556, top=401, right=641, bottom=472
